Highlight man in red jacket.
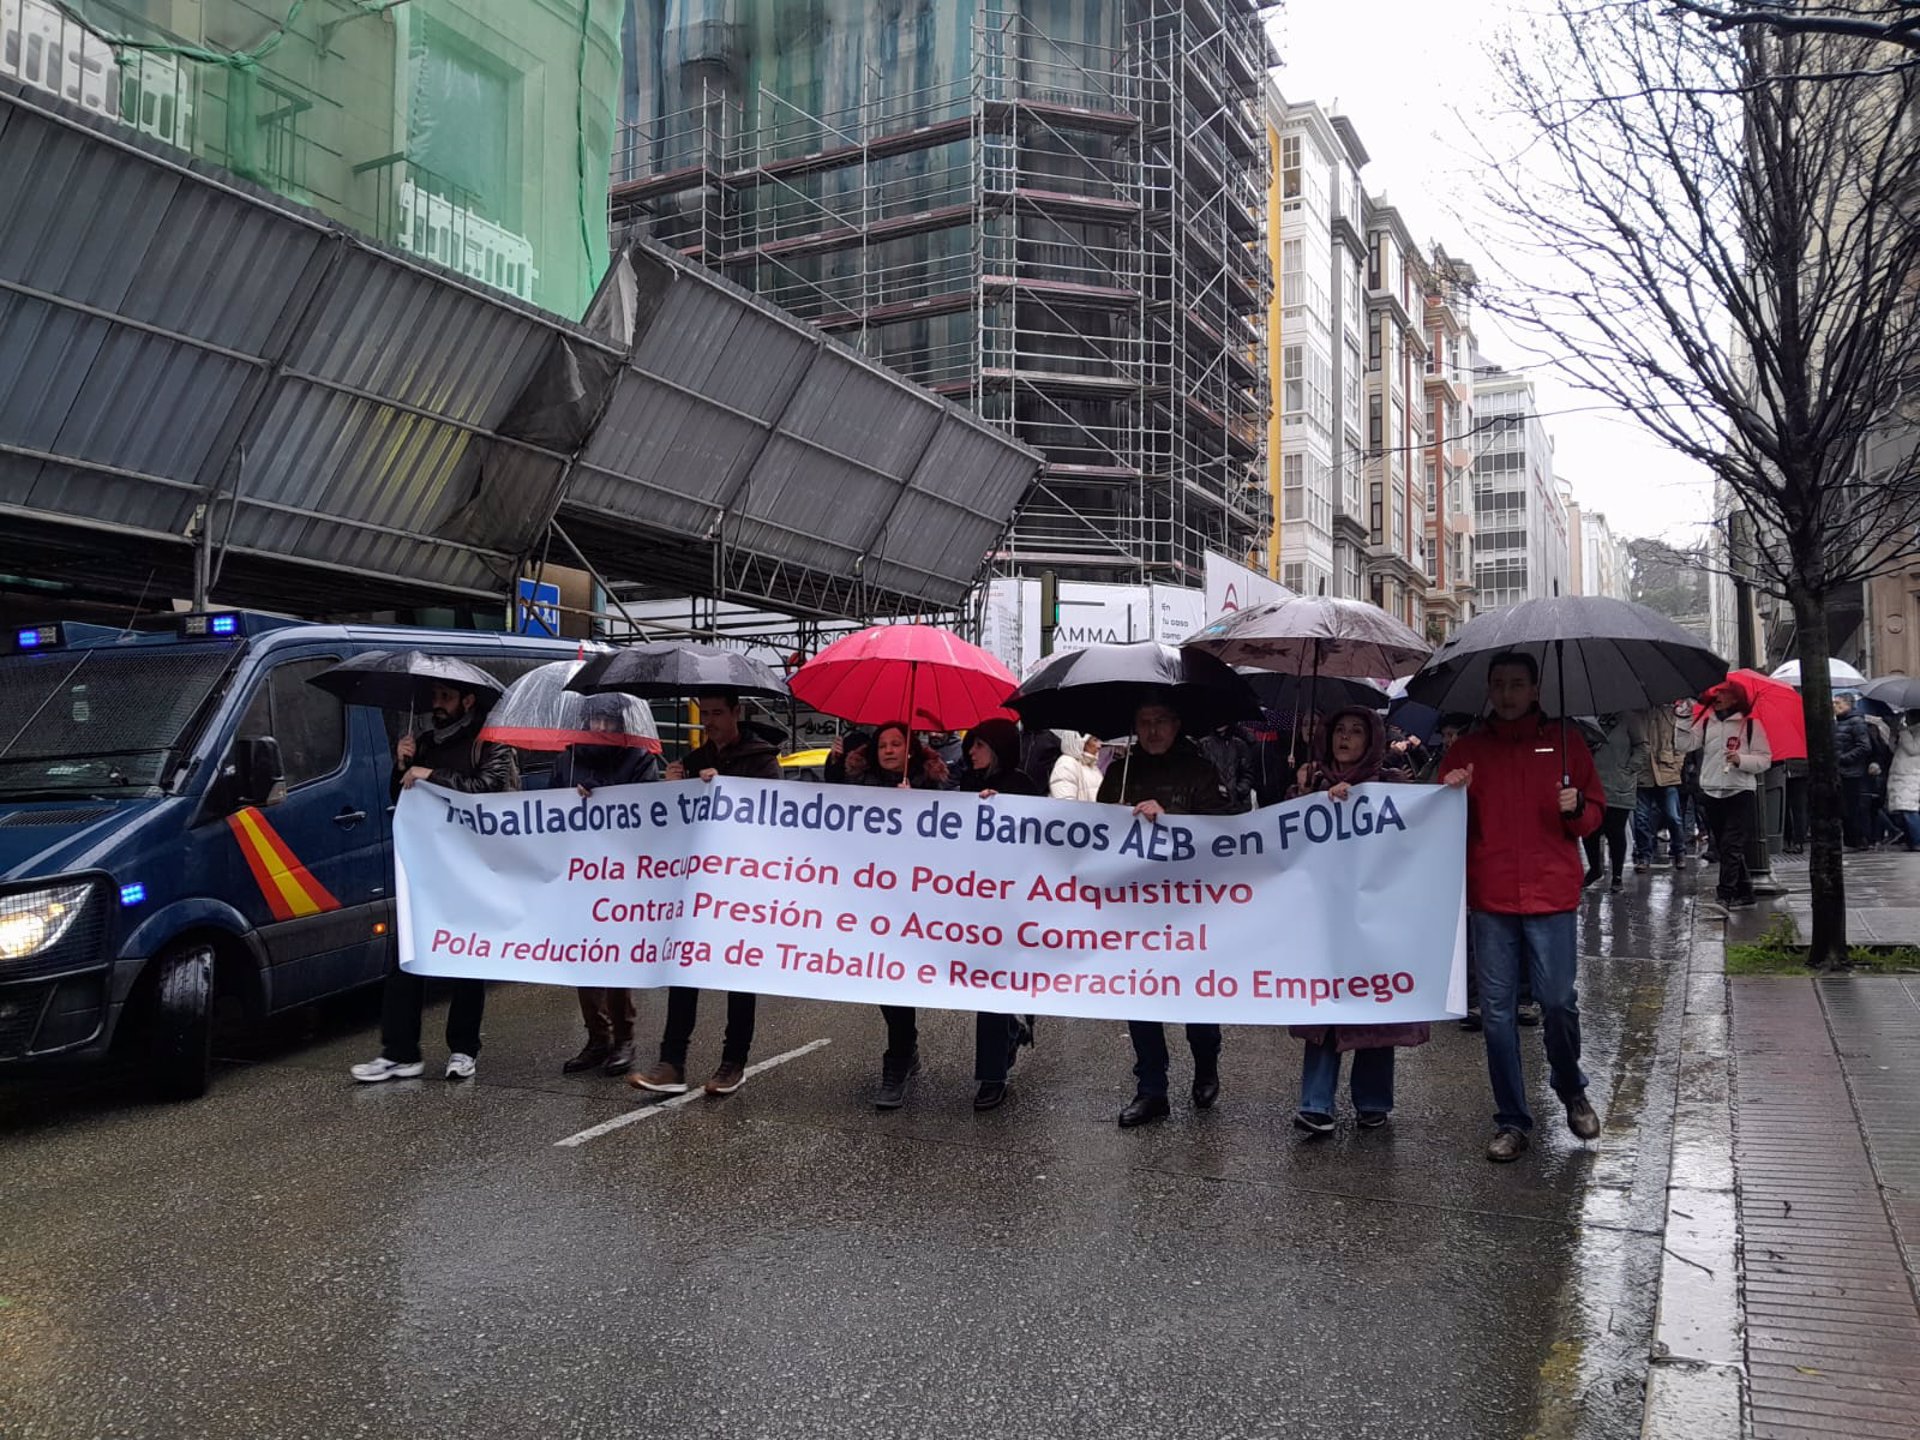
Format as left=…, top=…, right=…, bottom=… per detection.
left=1441, top=651, right=1606, bottom=1163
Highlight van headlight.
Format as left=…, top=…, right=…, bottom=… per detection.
left=0, top=885, right=90, bottom=961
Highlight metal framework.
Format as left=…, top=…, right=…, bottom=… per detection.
left=609, top=0, right=1274, bottom=590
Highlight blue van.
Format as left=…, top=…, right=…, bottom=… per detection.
left=0, top=612, right=580, bottom=1098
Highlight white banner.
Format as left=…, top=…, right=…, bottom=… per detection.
left=1151, top=585, right=1206, bottom=646
left=1204, top=551, right=1291, bottom=620
left=397, top=781, right=1468, bottom=1026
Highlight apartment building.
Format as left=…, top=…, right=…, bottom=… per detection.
left=1363, top=197, right=1430, bottom=628
left=1471, top=363, right=1570, bottom=607
left=1422, top=248, right=1478, bottom=638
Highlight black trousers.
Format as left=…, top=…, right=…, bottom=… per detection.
left=1841, top=775, right=1871, bottom=847
left=1127, top=1020, right=1221, bottom=1098
left=659, top=986, right=756, bottom=1068
left=880, top=1005, right=918, bottom=1065
left=380, top=962, right=484, bottom=1063
left=1701, top=792, right=1755, bottom=903
left=1783, top=772, right=1809, bottom=848
left=1582, top=806, right=1633, bottom=881
left=975, top=1012, right=1030, bottom=1083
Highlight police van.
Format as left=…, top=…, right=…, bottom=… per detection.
left=0, top=612, right=580, bottom=1099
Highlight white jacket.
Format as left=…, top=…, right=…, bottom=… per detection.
left=1888, top=723, right=1920, bottom=812
left=1048, top=733, right=1104, bottom=803
left=1674, top=710, right=1772, bottom=795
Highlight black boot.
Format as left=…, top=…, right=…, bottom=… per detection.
left=1117, top=1093, right=1170, bottom=1128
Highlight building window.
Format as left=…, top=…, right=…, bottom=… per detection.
left=1283, top=344, right=1304, bottom=416
left=1282, top=134, right=1301, bottom=202
left=1282, top=237, right=1303, bottom=308
left=1370, top=481, right=1384, bottom=544
left=1283, top=562, right=1305, bottom=593
left=1283, top=452, right=1304, bottom=520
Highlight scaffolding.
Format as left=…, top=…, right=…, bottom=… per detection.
left=609, top=0, right=1273, bottom=589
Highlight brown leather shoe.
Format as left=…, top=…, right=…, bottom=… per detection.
left=1486, top=1127, right=1530, bottom=1163
left=627, top=1061, right=688, bottom=1094
left=704, top=1060, right=747, bottom=1096
left=1565, top=1094, right=1602, bottom=1141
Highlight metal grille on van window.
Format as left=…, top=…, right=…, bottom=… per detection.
left=0, top=808, right=115, bottom=828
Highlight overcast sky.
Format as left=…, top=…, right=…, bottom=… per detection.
left=1267, top=0, right=1717, bottom=548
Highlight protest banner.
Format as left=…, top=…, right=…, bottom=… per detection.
left=396, top=780, right=1467, bottom=1026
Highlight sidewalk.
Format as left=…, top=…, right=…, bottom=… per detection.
left=1708, top=852, right=1920, bottom=1438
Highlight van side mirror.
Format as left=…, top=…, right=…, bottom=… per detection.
left=215, top=737, right=286, bottom=813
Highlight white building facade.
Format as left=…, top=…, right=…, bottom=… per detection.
left=1471, top=364, right=1570, bottom=607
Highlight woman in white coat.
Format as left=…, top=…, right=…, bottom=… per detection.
left=1887, top=712, right=1920, bottom=851
left=1049, top=731, right=1104, bottom=802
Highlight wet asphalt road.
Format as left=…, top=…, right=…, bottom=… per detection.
left=1, top=880, right=1697, bottom=1440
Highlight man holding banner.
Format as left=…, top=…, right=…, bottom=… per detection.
left=1441, top=652, right=1605, bottom=1164
left=628, top=690, right=780, bottom=1098
left=1098, top=700, right=1232, bottom=1128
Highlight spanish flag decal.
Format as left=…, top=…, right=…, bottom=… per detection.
left=227, top=808, right=341, bottom=921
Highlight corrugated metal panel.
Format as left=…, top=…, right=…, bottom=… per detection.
left=0, top=77, right=1037, bottom=618
left=0, top=77, right=597, bottom=603
left=560, top=241, right=1040, bottom=611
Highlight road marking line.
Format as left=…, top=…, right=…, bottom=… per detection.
left=553, top=1038, right=833, bottom=1148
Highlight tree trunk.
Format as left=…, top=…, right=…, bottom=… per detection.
left=1790, top=590, right=1849, bottom=968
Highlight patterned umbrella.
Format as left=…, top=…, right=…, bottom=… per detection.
left=1186, top=596, right=1431, bottom=679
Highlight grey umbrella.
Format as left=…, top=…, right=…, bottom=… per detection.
left=1405, top=597, right=1727, bottom=716
left=567, top=643, right=789, bottom=700
left=1860, top=674, right=1920, bottom=713
left=308, top=650, right=504, bottom=711
left=1185, top=596, right=1431, bottom=679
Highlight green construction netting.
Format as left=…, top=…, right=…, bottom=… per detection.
left=18, top=0, right=620, bottom=321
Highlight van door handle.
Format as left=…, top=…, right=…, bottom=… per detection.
left=334, top=807, right=367, bottom=829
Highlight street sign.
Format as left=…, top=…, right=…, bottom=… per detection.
left=516, top=579, right=561, bottom=636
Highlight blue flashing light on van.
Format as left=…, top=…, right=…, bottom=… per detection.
left=0, top=613, right=582, bottom=1099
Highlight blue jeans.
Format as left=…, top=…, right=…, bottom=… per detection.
left=1895, top=811, right=1920, bottom=849
left=1633, top=785, right=1683, bottom=863
left=1470, top=910, right=1587, bottom=1133
left=1299, top=1040, right=1394, bottom=1115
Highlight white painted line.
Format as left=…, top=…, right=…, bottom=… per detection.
left=553, top=1038, right=833, bottom=1148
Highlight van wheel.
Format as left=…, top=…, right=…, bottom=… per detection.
left=150, top=942, right=216, bottom=1101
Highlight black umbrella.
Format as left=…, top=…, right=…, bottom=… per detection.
left=1406, top=598, right=1725, bottom=714
left=567, top=643, right=788, bottom=701
left=1405, top=596, right=1728, bottom=780
left=1006, top=641, right=1259, bottom=740
left=1860, top=675, right=1920, bottom=713
left=1241, top=670, right=1388, bottom=714
left=308, top=651, right=504, bottom=711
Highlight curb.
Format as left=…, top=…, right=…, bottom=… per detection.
left=1641, top=911, right=1746, bottom=1439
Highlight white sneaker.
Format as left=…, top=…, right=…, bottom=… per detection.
left=351, top=1057, right=425, bottom=1083
left=445, top=1053, right=477, bottom=1081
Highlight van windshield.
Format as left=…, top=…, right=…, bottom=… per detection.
left=0, top=647, right=238, bottom=800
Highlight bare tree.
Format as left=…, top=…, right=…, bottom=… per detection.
left=1478, top=1, right=1920, bottom=966
left=1669, top=0, right=1920, bottom=54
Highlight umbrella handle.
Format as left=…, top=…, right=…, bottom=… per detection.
left=1556, top=639, right=1569, bottom=786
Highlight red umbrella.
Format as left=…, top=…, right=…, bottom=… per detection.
left=789, top=625, right=1017, bottom=732
left=1696, top=668, right=1808, bottom=762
